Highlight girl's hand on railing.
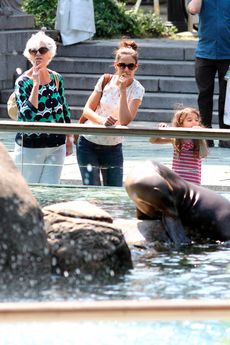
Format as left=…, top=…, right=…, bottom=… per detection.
left=158, top=122, right=168, bottom=128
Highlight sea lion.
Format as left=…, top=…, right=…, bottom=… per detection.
left=125, top=160, right=230, bottom=248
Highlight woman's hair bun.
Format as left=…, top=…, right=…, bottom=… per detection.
left=119, top=39, right=138, bottom=51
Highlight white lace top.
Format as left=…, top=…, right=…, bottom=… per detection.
left=82, top=74, right=145, bottom=145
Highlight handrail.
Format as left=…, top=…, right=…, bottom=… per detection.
left=0, top=300, right=229, bottom=322
left=1, top=120, right=230, bottom=140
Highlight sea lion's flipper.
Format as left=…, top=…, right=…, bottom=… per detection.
left=162, top=215, right=191, bottom=249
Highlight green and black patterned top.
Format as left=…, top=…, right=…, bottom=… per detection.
left=15, top=71, right=71, bottom=148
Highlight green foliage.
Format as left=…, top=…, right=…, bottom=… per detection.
left=94, top=0, right=129, bottom=38
left=125, top=9, right=178, bottom=38
left=93, top=0, right=177, bottom=38
left=21, top=0, right=177, bottom=38
left=22, top=0, right=58, bottom=29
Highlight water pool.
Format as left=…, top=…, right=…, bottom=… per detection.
left=1, top=320, right=230, bottom=345
left=1, top=185, right=227, bottom=306
left=1, top=136, right=230, bottom=343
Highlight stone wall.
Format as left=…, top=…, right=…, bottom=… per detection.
left=0, top=30, right=33, bottom=89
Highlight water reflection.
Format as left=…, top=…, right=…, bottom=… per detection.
left=1, top=228, right=230, bottom=302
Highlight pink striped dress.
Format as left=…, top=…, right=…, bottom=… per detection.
left=172, top=140, right=202, bottom=185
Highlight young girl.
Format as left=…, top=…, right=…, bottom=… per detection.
left=150, top=107, right=208, bottom=185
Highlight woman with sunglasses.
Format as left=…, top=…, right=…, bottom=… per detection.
left=14, top=30, right=72, bottom=184
left=76, top=39, right=145, bottom=186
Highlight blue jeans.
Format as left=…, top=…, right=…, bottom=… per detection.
left=76, top=136, right=123, bottom=186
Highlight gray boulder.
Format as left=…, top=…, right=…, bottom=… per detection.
left=43, top=201, right=133, bottom=277
left=0, top=143, right=50, bottom=273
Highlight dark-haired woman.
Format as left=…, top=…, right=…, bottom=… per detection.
left=76, top=39, right=145, bottom=186
left=14, top=31, right=72, bottom=184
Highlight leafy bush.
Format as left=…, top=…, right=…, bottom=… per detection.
left=22, top=0, right=57, bottom=29
left=94, top=0, right=129, bottom=38
left=21, top=0, right=177, bottom=38
left=125, top=9, right=177, bottom=38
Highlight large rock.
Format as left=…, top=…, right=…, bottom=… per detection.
left=0, top=143, right=50, bottom=273
left=114, top=218, right=169, bottom=247
left=43, top=201, right=133, bottom=277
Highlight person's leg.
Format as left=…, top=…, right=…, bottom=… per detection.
left=100, top=144, right=123, bottom=187
left=195, top=58, right=217, bottom=147
left=217, top=59, right=230, bottom=148
left=217, top=60, right=230, bottom=128
left=76, top=136, right=101, bottom=185
left=14, top=143, right=44, bottom=183
left=40, top=144, right=66, bottom=184
left=195, top=58, right=217, bottom=128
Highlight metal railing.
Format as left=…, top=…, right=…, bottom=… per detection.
left=0, top=300, right=229, bottom=321
left=1, top=121, right=230, bottom=141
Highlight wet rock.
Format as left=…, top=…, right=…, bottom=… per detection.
left=43, top=201, right=133, bottom=277
left=44, top=200, right=113, bottom=223
left=114, top=218, right=174, bottom=254
left=0, top=143, right=50, bottom=274
left=114, top=218, right=167, bottom=245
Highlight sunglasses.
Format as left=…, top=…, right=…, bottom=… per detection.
left=116, top=62, right=136, bottom=70
left=29, top=47, right=49, bottom=55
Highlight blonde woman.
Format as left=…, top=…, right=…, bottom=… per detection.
left=14, top=31, right=72, bottom=184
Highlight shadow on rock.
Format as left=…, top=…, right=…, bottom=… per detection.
left=0, top=143, right=50, bottom=274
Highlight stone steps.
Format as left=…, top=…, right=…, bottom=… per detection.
left=49, top=57, right=196, bottom=76
left=0, top=37, right=219, bottom=123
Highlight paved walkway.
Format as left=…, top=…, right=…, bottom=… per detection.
left=61, top=140, right=230, bottom=190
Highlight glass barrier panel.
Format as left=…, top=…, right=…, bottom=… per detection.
left=3, top=130, right=230, bottom=189
left=0, top=126, right=230, bottom=343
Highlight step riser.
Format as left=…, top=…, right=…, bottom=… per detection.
left=64, top=92, right=218, bottom=110
left=0, top=88, right=218, bottom=110
left=60, top=75, right=219, bottom=94
left=56, top=41, right=196, bottom=61
left=50, top=60, right=195, bottom=77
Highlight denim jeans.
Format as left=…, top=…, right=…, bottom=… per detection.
left=76, top=136, right=123, bottom=186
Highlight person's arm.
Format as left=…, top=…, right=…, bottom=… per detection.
left=118, top=88, right=142, bottom=125
left=149, top=122, right=172, bottom=144
left=82, top=90, right=111, bottom=125
left=58, top=75, right=71, bottom=123
left=117, top=76, right=144, bottom=126
left=15, top=77, right=39, bottom=121
left=199, top=139, right=208, bottom=158
left=58, top=74, right=73, bottom=155
left=150, top=137, right=172, bottom=144
left=187, top=0, right=202, bottom=15
left=28, top=66, right=40, bottom=108
left=83, top=76, right=118, bottom=126
left=65, top=135, right=73, bottom=156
